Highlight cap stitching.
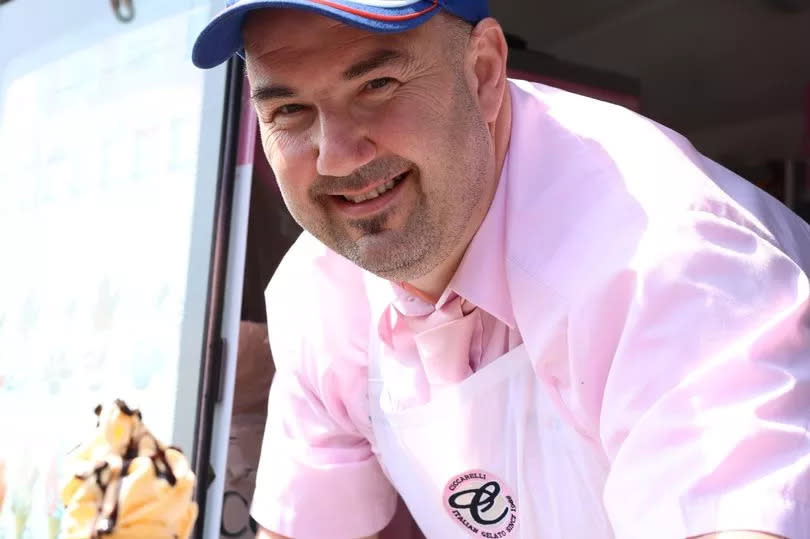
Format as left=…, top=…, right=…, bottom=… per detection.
left=307, top=0, right=438, bottom=21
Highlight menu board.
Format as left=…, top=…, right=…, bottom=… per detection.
left=0, top=5, right=208, bottom=537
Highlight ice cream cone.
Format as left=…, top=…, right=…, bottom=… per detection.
left=60, top=400, right=198, bottom=539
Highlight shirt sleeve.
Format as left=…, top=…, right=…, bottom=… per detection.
left=593, top=212, right=810, bottom=539
left=250, top=263, right=398, bottom=538
left=250, top=369, right=397, bottom=539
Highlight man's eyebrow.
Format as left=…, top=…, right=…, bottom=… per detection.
left=251, top=84, right=296, bottom=102
left=342, top=49, right=407, bottom=80
left=249, top=49, right=407, bottom=100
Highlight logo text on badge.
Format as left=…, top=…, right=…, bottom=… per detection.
left=443, top=469, right=518, bottom=537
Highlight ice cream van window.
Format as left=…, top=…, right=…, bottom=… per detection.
left=0, top=1, right=222, bottom=537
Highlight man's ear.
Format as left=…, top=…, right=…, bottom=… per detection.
left=467, top=18, right=508, bottom=125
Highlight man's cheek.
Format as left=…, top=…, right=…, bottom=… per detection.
left=269, top=151, right=312, bottom=194
left=373, top=98, right=434, bottom=143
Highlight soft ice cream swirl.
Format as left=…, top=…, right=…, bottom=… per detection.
left=60, top=399, right=198, bottom=539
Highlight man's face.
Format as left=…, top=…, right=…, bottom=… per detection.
left=243, top=10, right=495, bottom=281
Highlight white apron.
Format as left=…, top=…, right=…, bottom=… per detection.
left=369, top=340, right=616, bottom=538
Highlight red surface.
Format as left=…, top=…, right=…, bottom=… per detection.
left=308, top=0, right=438, bottom=21
left=237, top=73, right=259, bottom=167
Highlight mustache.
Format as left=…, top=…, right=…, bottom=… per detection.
left=310, top=156, right=414, bottom=196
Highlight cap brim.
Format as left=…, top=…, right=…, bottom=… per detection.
left=192, top=0, right=440, bottom=69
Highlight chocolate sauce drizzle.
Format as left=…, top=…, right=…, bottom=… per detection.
left=73, top=401, right=185, bottom=538
left=114, top=398, right=143, bottom=420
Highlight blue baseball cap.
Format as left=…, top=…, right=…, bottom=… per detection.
left=192, top=0, right=489, bottom=69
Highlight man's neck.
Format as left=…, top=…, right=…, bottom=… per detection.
left=405, top=86, right=514, bottom=302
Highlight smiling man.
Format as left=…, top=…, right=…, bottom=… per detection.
left=192, top=2, right=810, bottom=538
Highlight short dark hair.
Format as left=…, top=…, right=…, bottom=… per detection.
left=438, top=11, right=473, bottom=64
left=441, top=11, right=474, bottom=38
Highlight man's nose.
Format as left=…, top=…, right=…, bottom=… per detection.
left=314, top=109, right=376, bottom=178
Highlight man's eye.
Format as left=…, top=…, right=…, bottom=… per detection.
left=365, top=77, right=394, bottom=91
left=276, top=104, right=306, bottom=116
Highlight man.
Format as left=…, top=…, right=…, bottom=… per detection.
left=192, top=1, right=810, bottom=538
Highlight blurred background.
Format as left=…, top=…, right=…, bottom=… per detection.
left=0, top=1, right=807, bottom=538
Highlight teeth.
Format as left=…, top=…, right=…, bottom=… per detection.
left=343, top=172, right=406, bottom=203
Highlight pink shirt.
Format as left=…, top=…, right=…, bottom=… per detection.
left=251, top=80, right=810, bottom=538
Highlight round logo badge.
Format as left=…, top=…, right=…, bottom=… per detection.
left=443, top=469, right=518, bottom=537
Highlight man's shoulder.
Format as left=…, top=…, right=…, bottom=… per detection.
left=506, top=79, right=752, bottom=215
left=503, top=81, right=669, bottom=295
left=503, top=80, right=803, bottom=302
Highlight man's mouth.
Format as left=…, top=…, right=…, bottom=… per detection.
left=341, top=171, right=409, bottom=204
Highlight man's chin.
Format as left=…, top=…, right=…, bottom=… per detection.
left=351, top=251, right=408, bottom=279
left=352, top=249, right=433, bottom=283
left=324, top=223, right=433, bottom=280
